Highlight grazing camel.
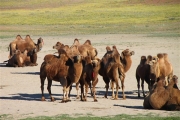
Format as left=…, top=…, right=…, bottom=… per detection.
left=136, top=55, right=154, bottom=97
left=149, top=53, right=173, bottom=86
left=99, top=46, right=134, bottom=99
left=79, top=56, right=101, bottom=102
left=166, top=75, right=180, bottom=111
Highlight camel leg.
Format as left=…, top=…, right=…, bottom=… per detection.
left=120, top=74, right=126, bottom=99
left=89, top=81, right=93, bottom=96
left=141, top=79, right=145, bottom=97
left=84, top=82, right=89, bottom=101
left=80, top=82, right=85, bottom=101
left=92, top=79, right=98, bottom=102
left=136, top=74, right=140, bottom=97
left=59, top=77, right=68, bottom=103
left=111, top=81, right=115, bottom=99
left=103, top=77, right=110, bottom=98
left=165, top=76, right=168, bottom=86
left=76, top=82, right=80, bottom=99
left=114, top=79, right=119, bottom=100
left=47, top=79, right=55, bottom=102
left=40, top=77, right=46, bottom=101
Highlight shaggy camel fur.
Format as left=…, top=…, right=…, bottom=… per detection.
left=166, top=75, right=180, bottom=111
left=79, top=56, right=101, bottom=102
left=5, top=50, right=34, bottom=67
left=8, top=35, right=44, bottom=66
left=41, top=45, right=83, bottom=102
left=149, top=78, right=169, bottom=110
left=136, top=55, right=154, bottom=97
left=149, top=53, right=173, bottom=86
left=99, top=46, right=134, bottom=99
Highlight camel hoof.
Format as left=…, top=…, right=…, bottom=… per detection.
left=41, top=97, right=46, bottom=101
left=94, top=99, right=98, bottom=102
left=51, top=97, right=55, bottom=102
left=76, top=96, right=80, bottom=99
left=60, top=100, right=66, bottom=103
left=123, top=96, right=126, bottom=100
left=67, top=99, right=71, bottom=102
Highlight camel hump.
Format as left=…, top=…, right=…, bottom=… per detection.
left=83, top=40, right=91, bottom=45
left=73, top=38, right=80, bottom=45
left=16, top=35, right=22, bottom=40
left=157, top=53, right=164, bottom=59
left=106, top=46, right=111, bottom=51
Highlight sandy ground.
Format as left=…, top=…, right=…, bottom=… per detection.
left=0, top=34, right=179, bottom=119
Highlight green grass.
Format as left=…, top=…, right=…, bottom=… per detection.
left=0, top=0, right=180, bottom=36
left=1, top=113, right=179, bottom=120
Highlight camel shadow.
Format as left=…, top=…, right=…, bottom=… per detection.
left=0, top=93, right=64, bottom=101
left=11, top=72, right=40, bottom=75
left=0, top=62, right=8, bottom=67
left=113, top=104, right=143, bottom=109
left=97, top=90, right=145, bottom=100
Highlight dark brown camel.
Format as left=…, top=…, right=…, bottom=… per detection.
left=136, top=55, right=154, bottom=97
left=99, top=46, right=134, bottom=99
left=40, top=45, right=83, bottom=102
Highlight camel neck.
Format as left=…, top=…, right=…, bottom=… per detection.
left=122, top=56, right=132, bottom=73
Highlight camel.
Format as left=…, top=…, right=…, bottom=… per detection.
left=136, top=55, right=154, bottom=97
left=149, top=78, right=170, bottom=110
left=4, top=50, right=34, bottom=67
left=79, top=56, right=101, bottom=102
left=40, top=45, right=83, bottom=102
left=149, top=53, right=173, bottom=86
left=71, top=38, right=98, bottom=60
left=8, top=35, right=44, bottom=66
left=99, top=46, right=134, bottom=99
left=166, top=75, right=180, bottom=111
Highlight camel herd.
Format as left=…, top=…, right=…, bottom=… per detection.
left=4, top=35, right=180, bottom=111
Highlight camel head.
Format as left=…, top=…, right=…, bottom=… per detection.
left=146, top=55, right=152, bottom=64
left=36, top=37, right=44, bottom=52
left=172, top=75, right=178, bottom=84
left=53, top=42, right=64, bottom=50
left=121, top=49, right=135, bottom=60
left=140, top=56, right=147, bottom=64
left=149, top=58, right=159, bottom=82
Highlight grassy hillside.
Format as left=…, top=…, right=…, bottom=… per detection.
left=0, top=0, right=179, bottom=37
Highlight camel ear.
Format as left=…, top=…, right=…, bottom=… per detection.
left=131, top=51, right=135, bottom=55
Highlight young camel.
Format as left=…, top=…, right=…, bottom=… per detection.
left=99, top=46, right=134, bottom=99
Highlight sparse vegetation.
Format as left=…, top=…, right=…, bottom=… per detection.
left=0, top=0, right=179, bottom=37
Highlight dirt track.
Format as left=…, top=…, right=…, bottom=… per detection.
left=0, top=34, right=179, bottom=119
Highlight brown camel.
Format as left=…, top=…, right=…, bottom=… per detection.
left=149, top=53, right=173, bottom=86
left=40, top=45, right=83, bottom=102
left=99, top=46, right=134, bottom=99
left=71, top=38, right=98, bottom=60
left=136, top=55, right=154, bottom=97
left=4, top=50, right=34, bottom=67
left=8, top=35, right=44, bottom=66
left=79, top=56, right=101, bottom=102
left=166, top=75, right=180, bottom=111
left=149, top=78, right=169, bottom=110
